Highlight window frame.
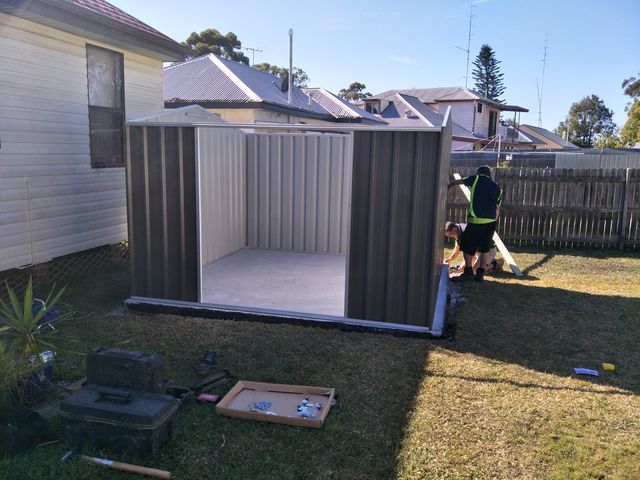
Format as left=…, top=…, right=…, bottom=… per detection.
left=86, top=43, right=125, bottom=169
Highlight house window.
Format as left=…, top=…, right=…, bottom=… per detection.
left=488, top=110, right=498, bottom=138
left=86, top=44, right=125, bottom=168
left=477, top=103, right=483, bottom=113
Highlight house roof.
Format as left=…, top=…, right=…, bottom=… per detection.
left=164, top=55, right=349, bottom=121
left=380, top=93, right=480, bottom=141
left=0, top=0, right=189, bottom=60
left=129, top=105, right=225, bottom=124
left=520, top=124, right=579, bottom=149
left=302, top=88, right=387, bottom=124
left=370, top=87, right=528, bottom=112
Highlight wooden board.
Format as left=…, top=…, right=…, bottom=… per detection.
left=453, top=173, right=523, bottom=276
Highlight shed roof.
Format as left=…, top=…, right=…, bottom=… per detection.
left=0, top=0, right=189, bottom=60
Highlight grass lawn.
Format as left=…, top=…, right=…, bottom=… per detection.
left=1, top=248, right=639, bottom=479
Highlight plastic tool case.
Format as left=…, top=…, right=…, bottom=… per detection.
left=59, top=385, right=179, bottom=456
left=87, top=347, right=165, bottom=393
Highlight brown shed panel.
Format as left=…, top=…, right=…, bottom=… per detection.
left=347, top=129, right=449, bottom=328
left=126, top=126, right=198, bottom=301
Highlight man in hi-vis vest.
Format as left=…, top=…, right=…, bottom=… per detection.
left=447, top=165, right=503, bottom=282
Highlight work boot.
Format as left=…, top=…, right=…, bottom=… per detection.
left=451, top=267, right=474, bottom=282
left=475, top=267, right=485, bottom=282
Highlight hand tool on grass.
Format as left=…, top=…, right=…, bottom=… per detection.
left=60, top=447, right=171, bottom=479
left=189, top=368, right=231, bottom=393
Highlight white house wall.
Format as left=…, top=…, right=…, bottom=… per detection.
left=198, top=127, right=247, bottom=266
left=246, top=133, right=353, bottom=254
left=0, top=13, right=164, bottom=271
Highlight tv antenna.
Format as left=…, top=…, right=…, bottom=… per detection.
left=536, top=35, right=548, bottom=127
left=455, top=4, right=475, bottom=88
left=242, top=46, right=263, bottom=66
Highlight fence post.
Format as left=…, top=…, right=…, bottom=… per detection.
left=619, top=168, right=631, bottom=249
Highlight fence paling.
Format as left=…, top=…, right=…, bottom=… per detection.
left=447, top=167, right=639, bottom=249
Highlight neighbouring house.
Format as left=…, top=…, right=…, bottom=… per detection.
left=0, top=0, right=189, bottom=272
left=370, top=92, right=481, bottom=151
left=365, top=87, right=529, bottom=150
left=163, top=54, right=387, bottom=125
left=517, top=124, right=579, bottom=150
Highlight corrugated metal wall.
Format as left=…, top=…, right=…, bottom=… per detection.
left=198, top=127, right=247, bottom=266
left=346, top=127, right=450, bottom=328
left=246, top=133, right=353, bottom=254
left=126, top=126, right=198, bottom=301
left=556, top=152, right=640, bottom=169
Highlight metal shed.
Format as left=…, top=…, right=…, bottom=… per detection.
left=124, top=116, right=451, bottom=336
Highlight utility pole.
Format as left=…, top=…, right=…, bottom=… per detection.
left=288, top=29, right=293, bottom=104
left=536, top=35, right=548, bottom=127
left=456, top=5, right=475, bottom=88
left=242, top=46, right=263, bottom=66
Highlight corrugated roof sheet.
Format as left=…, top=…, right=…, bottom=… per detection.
left=163, top=54, right=331, bottom=117
left=302, top=88, right=387, bottom=123
left=521, top=124, right=579, bottom=148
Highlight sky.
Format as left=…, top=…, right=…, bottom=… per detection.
left=110, top=0, right=640, bottom=131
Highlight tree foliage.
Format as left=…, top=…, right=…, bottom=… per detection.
left=622, top=75, right=640, bottom=100
left=621, top=73, right=640, bottom=146
left=472, top=44, right=505, bottom=102
left=555, top=95, right=615, bottom=148
left=253, top=63, right=309, bottom=87
left=338, top=82, right=371, bottom=101
left=183, top=29, right=250, bottom=64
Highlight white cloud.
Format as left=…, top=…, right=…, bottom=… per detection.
left=390, top=56, right=417, bottom=65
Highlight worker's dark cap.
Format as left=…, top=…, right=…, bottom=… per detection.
left=477, top=165, right=491, bottom=176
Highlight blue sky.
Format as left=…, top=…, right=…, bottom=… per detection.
left=111, top=0, right=639, bottom=131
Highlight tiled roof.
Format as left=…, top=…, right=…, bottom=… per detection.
left=68, top=0, right=175, bottom=42
left=521, top=124, right=579, bottom=148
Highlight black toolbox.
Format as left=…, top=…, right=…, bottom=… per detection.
left=59, top=385, right=179, bottom=456
left=87, top=347, right=165, bottom=393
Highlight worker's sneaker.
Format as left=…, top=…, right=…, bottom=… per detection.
left=475, top=267, right=485, bottom=282
left=451, top=267, right=474, bottom=282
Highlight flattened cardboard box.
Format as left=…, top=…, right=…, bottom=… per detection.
left=216, top=381, right=335, bottom=428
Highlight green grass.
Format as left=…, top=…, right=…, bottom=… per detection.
left=1, top=249, right=639, bottom=479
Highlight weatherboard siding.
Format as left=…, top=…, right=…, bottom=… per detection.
left=0, top=13, right=164, bottom=271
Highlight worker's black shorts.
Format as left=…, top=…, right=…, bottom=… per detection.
left=460, top=221, right=496, bottom=255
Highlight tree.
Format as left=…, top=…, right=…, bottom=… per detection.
left=472, top=44, right=506, bottom=102
left=555, top=95, right=615, bottom=148
left=253, top=63, right=309, bottom=87
left=338, top=82, right=371, bottom=102
left=183, top=29, right=250, bottom=64
left=621, top=73, right=640, bottom=146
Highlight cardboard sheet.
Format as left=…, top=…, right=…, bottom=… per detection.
left=216, top=381, right=335, bottom=428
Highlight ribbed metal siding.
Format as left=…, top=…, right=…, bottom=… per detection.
left=198, top=127, right=247, bottom=265
left=346, top=128, right=450, bottom=328
left=246, top=134, right=352, bottom=254
left=126, top=126, right=198, bottom=301
left=556, top=152, right=640, bottom=169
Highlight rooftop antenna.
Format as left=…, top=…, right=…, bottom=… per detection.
left=536, top=35, right=548, bottom=127
left=288, top=29, right=293, bottom=104
left=455, top=4, right=475, bottom=88
left=242, top=46, right=263, bottom=66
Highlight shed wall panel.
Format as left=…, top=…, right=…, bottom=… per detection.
left=347, top=129, right=449, bottom=328
left=198, top=127, right=246, bottom=265
left=246, top=134, right=352, bottom=254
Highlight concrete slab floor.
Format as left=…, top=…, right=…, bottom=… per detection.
left=201, top=248, right=346, bottom=316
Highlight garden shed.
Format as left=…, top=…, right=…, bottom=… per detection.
left=124, top=117, right=451, bottom=335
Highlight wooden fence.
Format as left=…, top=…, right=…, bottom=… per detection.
left=447, top=167, right=640, bottom=249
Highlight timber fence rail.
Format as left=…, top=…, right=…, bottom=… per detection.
left=447, top=167, right=640, bottom=249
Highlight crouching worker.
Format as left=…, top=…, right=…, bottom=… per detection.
left=447, top=165, right=503, bottom=282
left=443, top=221, right=503, bottom=275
